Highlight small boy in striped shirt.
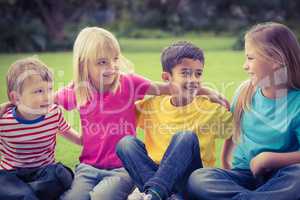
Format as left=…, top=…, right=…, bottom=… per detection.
left=0, top=57, right=82, bottom=200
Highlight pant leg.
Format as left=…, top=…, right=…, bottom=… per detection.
left=233, top=163, right=300, bottom=200
left=0, top=169, right=39, bottom=200
left=188, top=168, right=257, bottom=200
left=90, top=168, right=134, bottom=200
left=144, top=132, right=203, bottom=197
left=60, top=163, right=100, bottom=200
left=116, top=135, right=159, bottom=191
left=27, top=163, right=73, bottom=200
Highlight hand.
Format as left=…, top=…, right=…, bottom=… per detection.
left=198, top=87, right=230, bottom=109
left=208, top=93, right=230, bottom=110
left=250, top=152, right=275, bottom=177
left=0, top=102, right=13, bottom=117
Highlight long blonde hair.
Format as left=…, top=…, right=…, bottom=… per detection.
left=73, top=27, right=132, bottom=106
left=233, top=22, right=300, bottom=142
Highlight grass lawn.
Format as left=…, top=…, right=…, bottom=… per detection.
left=0, top=35, right=247, bottom=168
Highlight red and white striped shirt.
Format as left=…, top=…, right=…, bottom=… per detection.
left=0, top=104, right=70, bottom=170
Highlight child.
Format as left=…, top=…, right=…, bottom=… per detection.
left=188, top=22, right=300, bottom=200
left=116, top=41, right=233, bottom=200
left=0, top=57, right=82, bottom=200
left=55, top=27, right=229, bottom=200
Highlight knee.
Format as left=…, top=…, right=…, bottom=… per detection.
left=278, top=163, right=300, bottom=177
left=61, top=190, right=90, bottom=200
left=55, top=163, right=74, bottom=190
left=188, top=168, right=219, bottom=196
left=173, top=131, right=198, bottom=145
left=116, top=136, right=139, bottom=157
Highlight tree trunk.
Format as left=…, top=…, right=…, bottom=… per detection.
left=34, top=0, right=65, bottom=42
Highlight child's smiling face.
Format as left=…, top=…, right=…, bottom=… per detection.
left=88, top=54, right=120, bottom=91
left=13, top=74, right=54, bottom=119
left=164, top=58, right=203, bottom=99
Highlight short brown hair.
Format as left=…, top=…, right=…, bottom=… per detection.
left=6, top=57, right=53, bottom=101
left=161, top=41, right=204, bottom=73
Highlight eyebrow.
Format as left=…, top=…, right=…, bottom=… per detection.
left=181, top=68, right=203, bottom=72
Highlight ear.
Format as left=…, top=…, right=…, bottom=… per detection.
left=9, top=91, right=19, bottom=105
left=272, top=62, right=282, bottom=70
left=161, top=72, right=171, bottom=82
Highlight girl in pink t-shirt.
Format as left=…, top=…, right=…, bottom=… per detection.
left=57, top=27, right=176, bottom=200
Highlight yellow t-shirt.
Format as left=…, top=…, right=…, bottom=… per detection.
left=136, top=95, right=233, bottom=167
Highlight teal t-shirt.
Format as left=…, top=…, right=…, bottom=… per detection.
left=231, top=87, right=300, bottom=170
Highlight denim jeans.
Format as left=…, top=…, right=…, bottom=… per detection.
left=0, top=162, right=73, bottom=200
left=188, top=164, right=300, bottom=200
left=116, top=131, right=203, bottom=198
left=60, top=163, right=134, bottom=200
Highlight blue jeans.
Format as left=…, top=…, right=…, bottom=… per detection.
left=188, top=164, right=300, bottom=200
left=0, top=162, right=73, bottom=200
left=116, top=132, right=203, bottom=198
left=60, top=163, right=134, bottom=200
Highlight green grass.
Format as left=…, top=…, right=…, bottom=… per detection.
left=0, top=36, right=247, bottom=168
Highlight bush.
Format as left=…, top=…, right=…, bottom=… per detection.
left=0, top=15, right=47, bottom=52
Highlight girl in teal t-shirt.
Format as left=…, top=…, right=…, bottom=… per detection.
left=188, top=22, right=300, bottom=200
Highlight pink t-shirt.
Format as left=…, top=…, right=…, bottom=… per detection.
left=55, top=74, right=151, bottom=169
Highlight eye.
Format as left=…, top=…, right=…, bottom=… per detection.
left=181, top=71, right=190, bottom=76
left=195, top=71, right=202, bottom=77
left=247, top=56, right=254, bottom=60
left=34, top=89, right=43, bottom=94
left=97, top=59, right=108, bottom=65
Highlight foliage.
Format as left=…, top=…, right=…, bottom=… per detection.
left=0, top=0, right=300, bottom=52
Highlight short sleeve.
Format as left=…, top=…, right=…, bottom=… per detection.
left=292, top=110, right=300, bottom=145
left=57, top=107, right=71, bottom=133
left=55, top=83, right=77, bottom=111
left=135, top=99, right=147, bottom=129
left=129, top=74, right=151, bottom=101
left=214, top=105, right=234, bottom=139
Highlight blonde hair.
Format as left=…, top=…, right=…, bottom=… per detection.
left=73, top=27, right=132, bottom=106
left=6, top=56, right=53, bottom=101
left=233, top=22, right=300, bottom=142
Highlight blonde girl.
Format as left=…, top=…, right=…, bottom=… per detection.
left=188, top=22, right=300, bottom=200
left=55, top=27, right=228, bottom=200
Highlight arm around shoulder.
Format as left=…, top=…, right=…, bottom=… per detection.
left=60, top=128, right=82, bottom=146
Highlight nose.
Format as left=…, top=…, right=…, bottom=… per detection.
left=106, top=60, right=118, bottom=71
left=243, top=61, right=249, bottom=71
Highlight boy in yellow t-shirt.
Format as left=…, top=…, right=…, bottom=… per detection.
left=116, top=41, right=233, bottom=200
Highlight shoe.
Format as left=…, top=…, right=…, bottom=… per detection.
left=128, top=188, right=145, bottom=200
left=143, top=194, right=153, bottom=200
left=167, top=194, right=185, bottom=200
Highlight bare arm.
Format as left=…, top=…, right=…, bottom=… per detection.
left=250, top=151, right=300, bottom=176
left=221, top=137, right=235, bottom=169
left=60, top=128, right=82, bottom=146
left=146, top=83, right=230, bottom=108
left=197, top=86, right=230, bottom=109
left=146, top=82, right=170, bottom=95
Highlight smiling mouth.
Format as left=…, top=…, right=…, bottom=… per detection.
left=40, top=104, right=50, bottom=108
left=183, top=84, right=199, bottom=92
left=103, top=73, right=115, bottom=78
